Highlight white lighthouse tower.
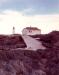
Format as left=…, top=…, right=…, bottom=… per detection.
left=12, top=26, right=15, bottom=34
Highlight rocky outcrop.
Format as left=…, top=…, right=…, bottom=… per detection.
left=0, top=47, right=59, bottom=75
left=0, top=31, right=59, bottom=75
left=0, top=34, right=26, bottom=50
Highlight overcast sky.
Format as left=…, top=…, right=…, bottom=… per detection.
left=0, top=0, right=59, bottom=34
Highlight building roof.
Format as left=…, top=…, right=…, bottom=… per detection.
left=25, top=27, right=40, bottom=31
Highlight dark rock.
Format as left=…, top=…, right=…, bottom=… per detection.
left=0, top=31, right=59, bottom=75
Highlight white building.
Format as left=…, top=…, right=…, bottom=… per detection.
left=22, top=27, right=41, bottom=35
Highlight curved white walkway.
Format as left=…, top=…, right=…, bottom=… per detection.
left=22, top=35, right=46, bottom=50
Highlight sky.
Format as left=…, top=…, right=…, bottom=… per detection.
left=0, top=0, right=59, bottom=34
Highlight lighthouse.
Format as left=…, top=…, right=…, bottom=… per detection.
left=12, top=26, right=15, bottom=34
